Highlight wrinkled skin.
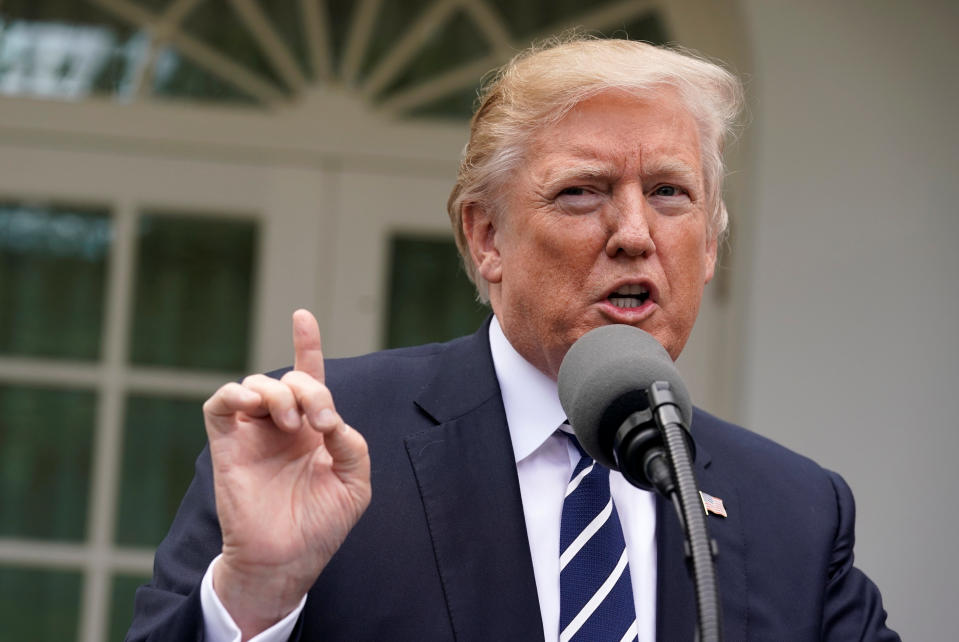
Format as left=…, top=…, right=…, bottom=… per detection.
left=204, top=310, right=371, bottom=639
left=463, top=89, right=718, bottom=378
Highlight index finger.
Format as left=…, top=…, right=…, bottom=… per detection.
left=292, top=308, right=325, bottom=382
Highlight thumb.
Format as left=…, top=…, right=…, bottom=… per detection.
left=293, top=309, right=325, bottom=382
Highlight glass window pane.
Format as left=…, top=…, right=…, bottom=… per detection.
left=115, top=394, right=207, bottom=548
left=256, top=0, right=310, bottom=81
left=151, top=45, right=258, bottom=105
left=0, top=3, right=146, bottom=102
left=384, top=235, right=489, bottom=348
left=487, top=0, right=598, bottom=39
left=0, top=2, right=259, bottom=105
left=360, top=0, right=445, bottom=81
left=129, top=213, right=257, bottom=372
left=617, top=12, right=670, bottom=46
left=373, top=9, right=489, bottom=100
left=0, top=201, right=111, bottom=360
left=0, top=384, right=95, bottom=540
left=322, top=0, right=356, bottom=72
left=0, top=566, right=82, bottom=640
left=180, top=0, right=287, bottom=95
left=110, top=572, right=151, bottom=642
left=485, top=1, right=667, bottom=41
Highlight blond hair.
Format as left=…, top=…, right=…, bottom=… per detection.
left=447, top=36, right=744, bottom=301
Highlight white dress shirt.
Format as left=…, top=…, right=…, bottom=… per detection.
left=488, top=317, right=658, bottom=642
left=200, top=317, right=658, bottom=641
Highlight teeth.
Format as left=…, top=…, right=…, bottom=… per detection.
left=615, top=284, right=648, bottom=296
left=608, top=284, right=650, bottom=309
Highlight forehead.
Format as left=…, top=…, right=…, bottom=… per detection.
left=524, top=89, right=703, bottom=180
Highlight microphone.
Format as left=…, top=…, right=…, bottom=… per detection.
left=558, top=323, right=723, bottom=642
left=557, top=324, right=693, bottom=494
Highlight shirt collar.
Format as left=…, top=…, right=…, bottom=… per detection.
left=488, top=316, right=567, bottom=464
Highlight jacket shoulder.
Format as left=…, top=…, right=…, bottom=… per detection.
left=692, top=407, right=837, bottom=489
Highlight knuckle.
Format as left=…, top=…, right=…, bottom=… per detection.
left=203, top=383, right=233, bottom=412
left=314, top=381, right=332, bottom=399
left=241, top=373, right=263, bottom=387
left=280, top=370, right=308, bottom=387
left=222, top=381, right=242, bottom=394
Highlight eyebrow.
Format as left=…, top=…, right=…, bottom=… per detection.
left=643, top=158, right=701, bottom=181
left=539, top=156, right=702, bottom=190
left=540, top=162, right=617, bottom=188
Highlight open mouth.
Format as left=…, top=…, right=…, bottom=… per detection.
left=607, top=284, right=650, bottom=308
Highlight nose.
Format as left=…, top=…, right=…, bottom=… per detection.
left=605, top=188, right=656, bottom=258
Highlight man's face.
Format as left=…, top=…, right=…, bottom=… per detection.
left=468, top=89, right=717, bottom=378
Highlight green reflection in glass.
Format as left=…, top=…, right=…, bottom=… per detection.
left=110, top=572, right=152, bottom=642
left=115, top=394, right=207, bottom=547
left=384, top=235, right=489, bottom=349
left=152, top=45, right=258, bottom=105
left=322, top=0, right=356, bottom=72
left=487, top=0, right=593, bottom=39
left=257, top=0, right=310, bottom=80
left=376, top=8, right=489, bottom=100
left=0, top=202, right=111, bottom=360
left=0, top=2, right=145, bottom=101
left=181, top=0, right=287, bottom=94
left=485, top=0, right=667, bottom=41
left=359, top=0, right=435, bottom=80
left=130, top=212, right=256, bottom=372
left=0, top=566, right=82, bottom=640
left=613, top=11, right=670, bottom=47
left=0, top=384, right=94, bottom=540
left=399, top=7, right=670, bottom=120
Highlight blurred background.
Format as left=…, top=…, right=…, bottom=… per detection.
left=0, top=0, right=955, bottom=640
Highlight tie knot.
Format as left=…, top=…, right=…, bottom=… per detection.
left=559, top=421, right=590, bottom=461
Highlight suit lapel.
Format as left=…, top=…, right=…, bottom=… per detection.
left=405, top=322, right=545, bottom=642
left=400, top=327, right=749, bottom=642
left=656, top=413, right=747, bottom=641
left=655, top=491, right=697, bottom=641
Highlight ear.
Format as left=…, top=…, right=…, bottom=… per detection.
left=703, top=235, right=718, bottom=284
left=462, top=202, right=503, bottom=284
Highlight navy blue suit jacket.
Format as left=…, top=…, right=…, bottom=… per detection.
left=128, top=322, right=898, bottom=641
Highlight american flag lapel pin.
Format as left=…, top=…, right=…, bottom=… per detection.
left=700, top=491, right=728, bottom=518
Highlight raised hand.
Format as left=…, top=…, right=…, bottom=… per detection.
left=203, top=309, right=371, bottom=638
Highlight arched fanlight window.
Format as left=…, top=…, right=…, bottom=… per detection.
left=0, top=0, right=669, bottom=118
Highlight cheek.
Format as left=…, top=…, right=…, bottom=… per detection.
left=512, top=216, right=599, bottom=271
left=661, top=231, right=710, bottom=297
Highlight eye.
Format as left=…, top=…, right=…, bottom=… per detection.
left=555, top=186, right=605, bottom=213
left=647, top=183, right=694, bottom=214
left=652, top=185, right=683, bottom=197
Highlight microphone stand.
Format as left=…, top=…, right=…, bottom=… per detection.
left=613, top=382, right=722, bottom=642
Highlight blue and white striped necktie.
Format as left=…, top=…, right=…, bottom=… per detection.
left=559, top=425, right=638, bottom=642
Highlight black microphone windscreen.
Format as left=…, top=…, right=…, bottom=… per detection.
left=557, top=324, right=692, bottom=470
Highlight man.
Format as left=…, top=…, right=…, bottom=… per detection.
left=128, top=38, right=898, bottom=641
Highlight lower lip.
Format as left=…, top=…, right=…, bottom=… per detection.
left=599, top=298, right=657, bottom=322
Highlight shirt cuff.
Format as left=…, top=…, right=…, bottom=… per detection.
left=200, top=554, right=308, bottom=642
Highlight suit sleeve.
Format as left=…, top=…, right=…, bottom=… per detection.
left=125, top=447, right=225, bottom=641
left=125, top=445, right=314, bottom=641
left=821, top=470, right=900, bottom=641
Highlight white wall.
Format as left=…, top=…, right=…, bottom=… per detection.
left=738, top=1, right=958, bottom=638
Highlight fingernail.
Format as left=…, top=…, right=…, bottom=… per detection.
left=314, top=408, right=336, bottom=428
left=284, top=408, right=301, bottom=428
